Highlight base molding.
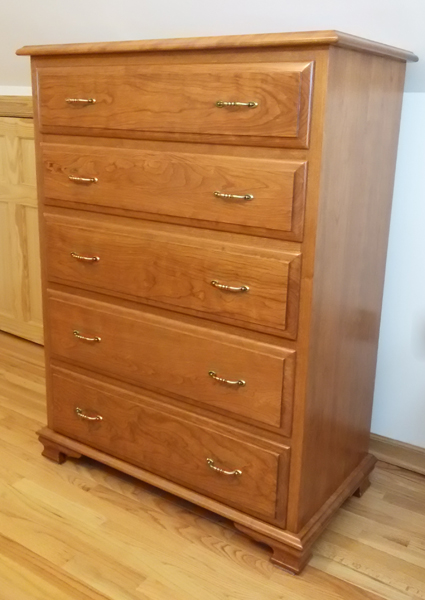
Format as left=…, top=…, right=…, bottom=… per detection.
left=370, top=433, right=425, bottom=476
left=39, top=434, right=81, bottom=464
left=234, top=523, right=312, bottom=574
left=236, top=453, right=375, bottom=573
left=37, top=427, right=376, bottom=574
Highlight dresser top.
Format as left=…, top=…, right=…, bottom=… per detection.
left=17, top=30, right=417, bottom=62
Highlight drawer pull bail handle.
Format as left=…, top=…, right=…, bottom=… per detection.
left=70, top=252, right=100, bottom=262
left=68, top=176, right=98, bottom=184
left=208, top=370, right=246, bottom=387
left=211, top=280, right=249, bottom=293
left=216, top=100, right=258, bottom=108
left=73, top=330, right=101, bottom=343
left=206, top=458, right=242, bottom=476
left=214, top=191, right=254, bottom=201
left=75, top=407, right=103, bottom=421
left=65, top=98, right=96, bottom=106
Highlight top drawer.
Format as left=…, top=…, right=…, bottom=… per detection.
left=36, top=62, right=314, bottom=147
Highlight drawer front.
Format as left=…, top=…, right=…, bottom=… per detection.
left=47, top=290, right=295, bottom=431
left=45, top=211, right=301, bottom=337
left=37, top=62, right=313, bottom=146
left=50, top=367, right=288, bottom=519
left=42, top=143, right=307, bottom=240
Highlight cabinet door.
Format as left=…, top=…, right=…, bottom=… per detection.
left=0, top=116, right=43, bottom=343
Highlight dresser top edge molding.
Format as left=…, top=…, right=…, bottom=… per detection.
left=16, top=30, right=418, bottom=62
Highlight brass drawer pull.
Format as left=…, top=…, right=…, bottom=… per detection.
left=75, top=407, right=103, bottom=421
left=208, top=370, right=246, bottom=387
left=216, top=100, right=258, bottom=108
left=214, top=191, right=254, bottom=201
left=65, top=98, right=96, bottom=106
left=70, top=252, right=100, bottom=262
left=206, top=458, right=242, bottom=476
left=68, top=175, right=98, bottom=184
left=211, top=280, right=249, bottom=293
left=73, top=330, right=101, bottom=343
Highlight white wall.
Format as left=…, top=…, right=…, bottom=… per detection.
left=372, top=92, right=425, bottom=447
left=1, top=0, right=424, bottom=447
left=2, top=0, right=425, bottom=92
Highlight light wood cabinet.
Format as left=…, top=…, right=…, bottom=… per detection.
left=0, top=110, right=43, bottom=344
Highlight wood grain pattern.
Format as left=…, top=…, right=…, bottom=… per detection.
left=16, top=30, right=418, bottom=62
left=46, top=289, right=296, bottom=431
left=44, top=209, right=301, bottom=337
left=49, top=366, right=287, bottom=520
left=40, top=133, right=310, bottom=241
left=370, top=434, right=425, bottom=476
left=36, top=62, right=313, bottom=147
left=293, top=48, right=407, bottom=530
left=20, top=33, right=415, bottom=575
left=1, top=331, right=425, bottom=599
left=0, top=117, right=43, bottom=343
left=30, top=46, right=319, bottom=151
left=0, top=96, right=33, bottom=118
left=41, top=142, right=307, bottom=239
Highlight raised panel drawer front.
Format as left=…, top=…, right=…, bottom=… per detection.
left=50, top=367, right=288, bottom=520
left=47, top=290, right=295, bottom=432
left=41, top=143, right=307, bottom=240
left=37, top=62, right=313, bottom=146
left=44, top=211, right=301, bottom=337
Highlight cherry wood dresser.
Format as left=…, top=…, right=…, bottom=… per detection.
left=18, top=31, right=417, bottom=573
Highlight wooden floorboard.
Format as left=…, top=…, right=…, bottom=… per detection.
left=0, top=330, right=424, bottom=600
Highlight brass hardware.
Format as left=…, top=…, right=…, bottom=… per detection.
left=206, top=458, right=242, bottom=476
left=208, top=370, right=246, bottom=387
left=216, top=100, right=258, bottom=108
left=75, top=407, right=103, bottom=421
left=65, top=98, right=96, bottom=106
left=73, top=330, right=101, bottom=343
left=211, top=280, right=249, bottom=293
left=70, top=252, right=100, bottom=262
left=68, top=175, right=98, bottom=184
left=214, top=191, right=254, bottom=201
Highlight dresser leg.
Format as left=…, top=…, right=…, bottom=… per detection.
left=353, top=475, right=371, bottom=498
left=234, top=523, right=311, bottom=574
left=39, top=434, right=82, bottom=464
left=270, top=545, right=312, bottom=574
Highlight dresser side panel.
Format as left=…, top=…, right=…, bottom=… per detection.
left=297, top=47, right=406, bottom=529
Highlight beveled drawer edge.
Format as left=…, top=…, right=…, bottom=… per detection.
left=36, top=61, right=314, bottom=148
left=38, top=125, right=312, bottom=150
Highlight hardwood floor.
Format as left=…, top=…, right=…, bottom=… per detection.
left=0, top=330, right=424, bottom=600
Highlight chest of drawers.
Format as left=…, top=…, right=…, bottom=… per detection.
left=18, top=30, right=417, bottom=574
